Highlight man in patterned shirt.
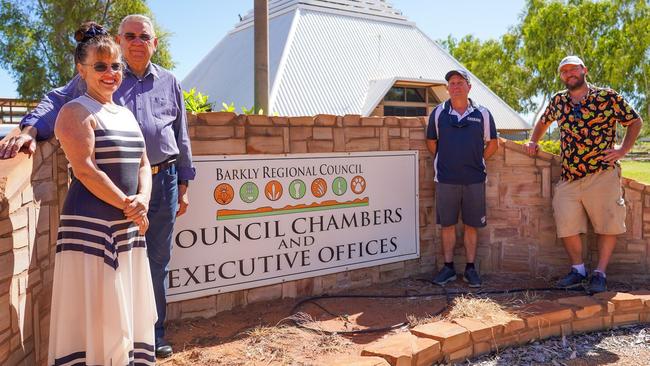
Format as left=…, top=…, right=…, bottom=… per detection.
left=524, top=56, right=643, bottom=293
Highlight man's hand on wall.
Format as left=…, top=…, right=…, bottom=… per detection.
left=0, top=127, right=37, bottom=159
left=523, top=141, right=539, bottom=157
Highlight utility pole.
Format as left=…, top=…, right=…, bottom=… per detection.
left=254, top=0, right=269, bottom=114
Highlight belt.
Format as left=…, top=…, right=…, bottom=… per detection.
left=151, top=157, right=177, bottom=175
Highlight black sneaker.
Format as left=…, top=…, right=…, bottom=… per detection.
left=556, top=268, right=587, bottom=289
left=463, top=267, right=482, bottom=288
left=433, top=266, right=457, bottom=286
left=588, top=272, right=607, bottom=294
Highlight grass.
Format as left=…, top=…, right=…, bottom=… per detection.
left=620, top=160, right=650, bottom=184
left=445, top=295, right=517, bottom=324
left=240, top=315, right=351, bottom=364
left=168, top=313, right=353, bottom=366
left=406, top=313, right=439, bottom=327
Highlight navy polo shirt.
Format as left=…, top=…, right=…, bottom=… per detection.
left=426, top=100, right=497, bottom=185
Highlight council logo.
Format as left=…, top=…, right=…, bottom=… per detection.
left=213, top=183, right=234, bottom=205
left=311, top=178, right=327, bottom=198
left=265, top=180, right=283, bottom=201
left=289, top=179, right=307, bottom=199
left=351, top=175, right=366, bottom=194
left=239, top=182, right=259, bottom=203
left=332, top=177, right=347, bottom=196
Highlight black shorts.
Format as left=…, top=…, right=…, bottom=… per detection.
left=435, top=182, right=487, bottom=227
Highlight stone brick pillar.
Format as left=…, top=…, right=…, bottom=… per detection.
left=0, top=132, right=68, bottom=366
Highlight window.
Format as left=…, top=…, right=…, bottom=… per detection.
left=384, top=87, right=405, bottom=102
left=381, top=84, right=440, bottom=117
left=384, top=106, right=427, bottom=116
left=405, top=88, right=425, bottom=102
left=384, top=87, right=426, bottom=102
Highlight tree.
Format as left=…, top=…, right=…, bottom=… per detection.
left=442, top=0, right=649, bottom=136
left=0, top=0, right=174, bottom=100
left=440, top=34, right=537, bottom=114
left=520, top=0, right=649, bottom=126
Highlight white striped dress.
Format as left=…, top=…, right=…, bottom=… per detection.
left=48, top=95, right=157, bottom=366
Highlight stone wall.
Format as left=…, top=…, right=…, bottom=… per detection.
left=168, top=113, right=441, bottom=319
left=165, top=112, right=650, bottom=320
left=0, top=113, right=649, bottom=364
left=482, top=140, right=650, bottom=281
left=0, top=129, right=67, bottom=366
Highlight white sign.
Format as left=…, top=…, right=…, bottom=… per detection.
left=168, top=151, right=419, bottom=302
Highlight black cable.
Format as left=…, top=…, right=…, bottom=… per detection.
left=303, top=298, right=340, bottom=317
left=289, top=280, right=587, bottom=335
left=291, top=296, right=442, bottom=335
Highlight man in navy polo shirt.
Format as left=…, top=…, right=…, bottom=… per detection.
left=426, top=69, right=498, bottom=287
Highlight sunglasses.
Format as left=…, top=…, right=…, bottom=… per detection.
left=84, top=62, right=123, bottom=73
left=122, top=33, right=153, bottom=42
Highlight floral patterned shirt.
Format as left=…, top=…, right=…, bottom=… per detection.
left=540, top=85, right=640, bottom=181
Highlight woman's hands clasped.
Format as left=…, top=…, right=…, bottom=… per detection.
left=124, top=194, right=149, bottom=235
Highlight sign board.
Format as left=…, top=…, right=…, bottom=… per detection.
left=168, top=151, right=419, bottom=302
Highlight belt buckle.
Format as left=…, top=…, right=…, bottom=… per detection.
left=151, top=165, right=159, bottom=175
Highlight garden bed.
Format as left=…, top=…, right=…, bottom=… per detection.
left=161, top=274, right=649, bottom=365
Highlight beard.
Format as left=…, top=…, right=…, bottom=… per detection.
left=564, top=73, right=586, bottom=91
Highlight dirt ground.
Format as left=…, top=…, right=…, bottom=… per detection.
left=159, top=274, right=649, bottom=366
left=472, top=324, right=650, bottom=366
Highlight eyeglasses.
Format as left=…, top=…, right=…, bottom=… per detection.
left=84, top=62, right=123, bottom=73
left=122, top=33, right=153, bottom=42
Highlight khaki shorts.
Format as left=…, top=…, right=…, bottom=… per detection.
left=552, top=166, right=626, bottom=237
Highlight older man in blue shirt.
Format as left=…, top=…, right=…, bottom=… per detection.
left=0, top=14, right=193, bottom=358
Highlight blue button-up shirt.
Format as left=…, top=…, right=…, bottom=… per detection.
left=20, top=63, right=195, bottom=181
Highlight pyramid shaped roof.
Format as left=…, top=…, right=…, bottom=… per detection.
left=182, top=0, right=530, bottom=130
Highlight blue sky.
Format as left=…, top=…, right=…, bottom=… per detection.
left=0, top=0, right=526, bottom=98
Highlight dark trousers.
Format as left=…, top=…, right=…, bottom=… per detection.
left=146, top=164, right=178, bottom=341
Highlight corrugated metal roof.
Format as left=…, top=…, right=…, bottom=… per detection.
left=237, top=0, right=409, bottom=26
left=182, top=1, right=530, bottom=131
left=182, top=11, right=295, bottom=112
left=361, top=78, right=395, bottom=115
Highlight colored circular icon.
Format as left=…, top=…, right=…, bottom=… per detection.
left=332, top=177, right=347, bottom=196
left=213, top=183, right=234, bottom=205
left=311, top=178, right=327, bottom=198
left=351, top=175, right=366, bottom=194
left=239, top=182, right=259, bottom=203
left=264, top=180, right=283, bottom=201
left=289, top=179, right=307, bottom=199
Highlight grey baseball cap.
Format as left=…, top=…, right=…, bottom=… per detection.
left=558, top=55, right=585, bottom=71
left=445, top=69, right=470, bottom=83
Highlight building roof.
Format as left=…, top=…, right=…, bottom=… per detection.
left=182, top=0, right=530, bottom=131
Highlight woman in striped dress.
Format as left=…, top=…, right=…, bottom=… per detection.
left=48, top=23, right=157, bottom=365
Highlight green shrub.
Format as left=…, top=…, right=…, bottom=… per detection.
left=513, top=140, right=561, bottom=155
left=183, top=88, right=212, bottom=113
left=241, top=106, right=265, bottom=115
left=538, top=140, right=561, bottom=155
left=220, top=102, right=236, bottom=113
left=217, top=102, right=281, bottom=116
